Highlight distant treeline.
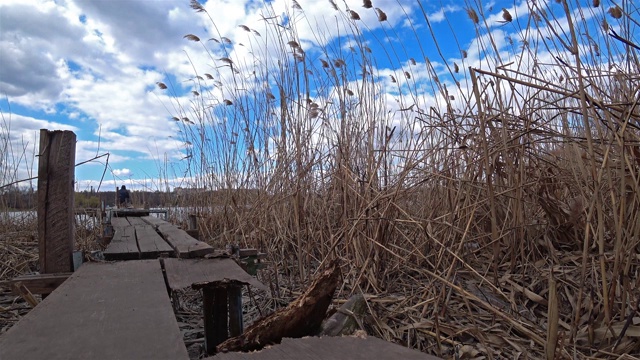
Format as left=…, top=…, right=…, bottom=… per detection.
left=0, top=187, right=261, bottom=210
left=0, top=188, right=172, bottom=210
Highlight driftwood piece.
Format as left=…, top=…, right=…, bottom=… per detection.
left=319, top=294, right=366, bottom=336
left=12, top=282, right=39, bottom=307
left=216, top=260, right=341, bottom=353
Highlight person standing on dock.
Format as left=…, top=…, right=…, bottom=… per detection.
left=118, top=185, right=130, bottom=207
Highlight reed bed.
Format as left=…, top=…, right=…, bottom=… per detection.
left=162, top=0, right=640, bottom=358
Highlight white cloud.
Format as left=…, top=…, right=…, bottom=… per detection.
left=112, top=168, right=132, bottom=177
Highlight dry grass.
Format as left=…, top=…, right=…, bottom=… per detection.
left=160, top=1, right=640, bottom=358
left=1, top=0, right=638, bottom=358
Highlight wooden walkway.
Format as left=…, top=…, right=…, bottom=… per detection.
left=0, top=213, right=265, bottom=359
left=1, top=211, right=439, bottom=360
left=104, top=215, right=213, bottom=260
left=212, top=336, right=440, bottom=360
left=0, top=260, right=189, bottom=360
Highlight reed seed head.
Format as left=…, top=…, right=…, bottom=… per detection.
left=349, top=10, right=361, bottom=20
left=608, top=6, right=622, bottom=19
left=156, top=82, right=168, bottom=90
left=184, top=34, right=201, bottom=42
left=363, top=0, right=372, bottom=9
left=502, top=8, right=512, bottom=22
left=376, top=8, right=387, bottom=21
left=466, top=8, right=479, bottom=24
left=219, top=57, right=233, bottom=65
left=288, top=40, right=300, bottom=49
left=189, top=0, right=206, bottom=13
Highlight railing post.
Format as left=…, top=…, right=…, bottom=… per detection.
left=187, top=213, right=198, bottom=239
left=38, top=129, right=76, bottom=275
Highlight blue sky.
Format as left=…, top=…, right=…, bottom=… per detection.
left=0, top=0, right=624, bottom=191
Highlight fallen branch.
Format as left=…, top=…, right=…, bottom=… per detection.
left=216, top=260, right=341, bottom=353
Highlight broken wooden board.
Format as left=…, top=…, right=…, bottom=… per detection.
left=128, top=217, right=174, bottom=258
left=136, top=225, right=174, bottom=259
left=155, top=223, right=213, bottom=258
left=211, top=335, right=442, bottom=360
left=0, top=260, right=189, bottom=360
left=143, top=215, right=213, bottom=258
left=103, top=225, right=139, bottom=260
left=141, top=215, right=168, bottom=229
left=216, top=261, right=340, bottom=353
left=163, top=258, right=266, bottom=291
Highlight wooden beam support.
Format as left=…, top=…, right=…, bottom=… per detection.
left=186, top=214, right=198, bottom=239
left=228, top=285, right=243, bottom=337
left=1, top=273, right=72, bottom=295
left=203, top=285, right=229, bottom=355
left=38, top=129, right=76, bottom=274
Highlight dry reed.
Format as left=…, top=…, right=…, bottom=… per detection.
left=159, top=0, right=640, bottom=358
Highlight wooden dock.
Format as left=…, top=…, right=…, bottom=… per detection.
left=0, top=213, right=264, bottom=359
left=212, top=336, right=442, bottom=360
left=1, top=130, right=439, bottom=359
left=0, top=260, right=189, bottom=360
left=1, top=211, right=438, bottom=360
left=103, top=215, right=213, bottom=260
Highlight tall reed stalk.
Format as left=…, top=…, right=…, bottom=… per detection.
left=163, top=1, right=640, bottom=357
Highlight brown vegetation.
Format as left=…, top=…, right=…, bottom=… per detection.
left=159, top=1, right=640, bottom=358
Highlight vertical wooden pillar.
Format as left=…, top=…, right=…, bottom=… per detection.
left=203, top=285, right=229, bottom=355
left=228, top=285, right=243, bottom=337
left=187, top=213, right=198, bottom=239
left=37, top=129, right=76, bottom=274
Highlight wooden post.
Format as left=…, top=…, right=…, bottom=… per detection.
left=38, top=129, right=76, bottom=275
left=187, top=213, right=198, bottom=239
left=203, top=285, right=229, bottom=355
left=228, top=285, right=243, bottom=337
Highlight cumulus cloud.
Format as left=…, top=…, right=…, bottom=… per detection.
left=112, top=168, right=132, bottom=177
left=0, top=0, right=614, bottom=190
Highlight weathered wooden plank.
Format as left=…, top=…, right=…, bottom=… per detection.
left=211, top=336, right=442, bottom=360
left=203, top=286, right=229, bottom=354
left=228, top=285, right=243, bottom=337
left=104, top=225, right=139, bottom=260
left=163, top=258, right=266, bottom=291
left=1, top=273, right=72, bottom=295
left=135, top=225, right=174, bottom=259
left=111, top=217, right=130, bottom=228
left=0, top=261, right=189, bottom=360
left=141, top=215, right=170, bottom=229
left=111, top=209, right=151, bottom=217
left=157, top=223, right=213, bottom=258
left=38, top=129, right=76, bottom=274
left=126, top=217, right=146, bottom=226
